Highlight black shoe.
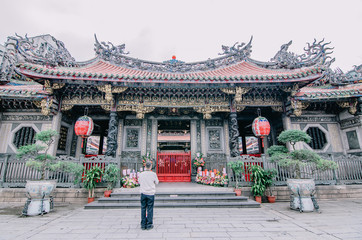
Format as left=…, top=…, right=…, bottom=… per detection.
left=147, top=225, right=154, bottom=230
left=141, top=226, right=146, bottom=230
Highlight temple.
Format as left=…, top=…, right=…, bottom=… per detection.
left=0, top=34, right=361, bottom=182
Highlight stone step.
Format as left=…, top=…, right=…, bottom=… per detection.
left=84, top=201, right=260, bottom=209
left=98, top=196, right=249, bottom=203
left=110, top=191, right=237, bottom=198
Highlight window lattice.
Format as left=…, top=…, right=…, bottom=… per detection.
left=13, top=127, right=36, bottom=148
left=306, top=127, right=327, bottom=150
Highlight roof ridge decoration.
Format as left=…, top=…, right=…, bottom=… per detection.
left=6, top=34, right=78, bottom=68
left=250, top=39, right=335, bottom=70
left=94, top=34, right=253, bottom=73
left=308, top=64, right=362, bottom=87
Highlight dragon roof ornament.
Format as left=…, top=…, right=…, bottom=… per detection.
left=6, top=34, right=77, bottom=68
left=251, top=39, right=335, bottom=70
left=94, top=34, right=253, bottom=73
left=309, top=64, right=362, bottom=87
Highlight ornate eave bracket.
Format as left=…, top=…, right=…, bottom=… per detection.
left=220, top=87, right=251, bottom=104
left=291, top=99, right=309, bottom=116
left=34, top=98, right=56, bottom=116
left=117, top=104, right=155, bottom=119
left=97, top=84, right=127, bottom=103
left=44, top=80, right=65, bottom=94
left=194, top=105, right=245, bottom=119
left=337, top=99, right=358, bottom=115
left=282, top=84, right=299, bottom=96
left=61, top=96, right=109, bottom=112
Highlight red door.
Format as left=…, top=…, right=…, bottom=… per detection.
left=157, top=152, right=191, bottom=182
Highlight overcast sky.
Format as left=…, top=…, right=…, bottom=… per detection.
left=1, top=0, right=361, bottom=71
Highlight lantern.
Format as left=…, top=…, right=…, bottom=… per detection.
left=252, top=116, right=270, bottom=138
left=74, top=116, right=94, bottom=138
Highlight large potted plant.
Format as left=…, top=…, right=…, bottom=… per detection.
left=17, top=129, right=84, bottom=215
left=249, top=165, right=266, bottom=203
left=268, top=129, right=338, bottom=212
left=227, top=160, right=244, bottom=196
left=264, top=168, right=277, bottom=203
left=83, top=165, right=103, bottom=203
left=102, top=164, right=120, bottom=197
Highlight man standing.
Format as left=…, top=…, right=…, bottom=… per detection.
left=138, top=161, right=159, bottom=230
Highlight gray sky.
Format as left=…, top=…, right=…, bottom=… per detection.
left=1, top=0, right=361, bottom=71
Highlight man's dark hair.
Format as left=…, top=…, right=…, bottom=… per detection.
left=145, top=161, right=152, bottom=169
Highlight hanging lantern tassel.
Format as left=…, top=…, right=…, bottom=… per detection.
left=252, top=116, right=271, bottom=149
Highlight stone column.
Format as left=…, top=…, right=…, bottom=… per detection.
left=229, top=112, right=240, bottom=157
left=105, top=112, right=118, bottom=157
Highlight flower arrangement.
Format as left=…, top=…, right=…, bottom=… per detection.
left=121, top=175, right=139, bottom=188
left=142, top=152, right=154, bottom=167
left=192, top=152, right=205, bottom=168
left=195, top=169, right=228, bottom=187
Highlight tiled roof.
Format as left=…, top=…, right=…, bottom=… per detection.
left=0, top=83, right=47, bottom=99
left=18, top=59, right=323, bottom=84
left=296, top=84, right=362, bottom=100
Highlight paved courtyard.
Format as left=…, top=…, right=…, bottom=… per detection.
left=0, top=198, right=361, bottom=240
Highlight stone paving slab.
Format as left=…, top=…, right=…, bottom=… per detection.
left=0, top=198, right=362, bottom=240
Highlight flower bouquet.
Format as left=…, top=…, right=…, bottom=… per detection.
left=192, top=152, right=205, bottom=168
left=142, top=152, right=154, bottom=167
left=121, top=175, right=139, bottom=188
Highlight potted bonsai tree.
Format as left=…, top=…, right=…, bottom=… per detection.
left=83, top=165, right=103, bottom=203
left=249, top=165, right=266, bottom=203
left=102, top=164, right=120, bottom=197
left=268, top=129, right=338, bottom=212
left=227, top=160, right=244, bottom=196
left=17, top=129, right=84, bottom=215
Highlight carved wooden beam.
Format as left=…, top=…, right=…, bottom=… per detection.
left=337, top=99, right=358, bottom=115
left=291, top=99, right=309, bottom=116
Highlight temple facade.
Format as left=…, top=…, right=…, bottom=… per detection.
left=0, top=34, right=361, bottom=181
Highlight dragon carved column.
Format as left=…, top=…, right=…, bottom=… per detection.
left=105, top=111, right=118, bottom=157
left=229, top=112, right=240, bottom=157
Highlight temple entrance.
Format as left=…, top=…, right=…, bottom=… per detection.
left=156, top=120, right=191, bottom=182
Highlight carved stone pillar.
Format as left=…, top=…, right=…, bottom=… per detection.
left=229, top=112, right=240, bottom=157
left=105, top=112, right=118, bottom=157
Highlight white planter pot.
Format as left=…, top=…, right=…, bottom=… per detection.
left=25, top=180, right=57, bottom=215
left=287, top=178, right=315, bottom=212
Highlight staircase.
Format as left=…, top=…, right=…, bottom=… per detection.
left=84, top=183, right=260, bottom=209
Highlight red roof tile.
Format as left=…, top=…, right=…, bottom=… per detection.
left=18, top=59, right=323, bottom=84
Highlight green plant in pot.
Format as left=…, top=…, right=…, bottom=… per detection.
left=227, top=160, right=245, bottom=196
left=17, top=129, right=84, bottom=215
left=102, top=164, right=120, bottom=197
left=249, top=165, right=266, bottom=203
left=264, top=168, right=277, bottom=203
left=83, top=165, right=103, bottom=203
left=268, top=129, right=338, bottom=212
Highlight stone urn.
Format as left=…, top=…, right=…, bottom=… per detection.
left=287, top=178, right=315, bottom=212
left=25, top=180, right=57, bottom=215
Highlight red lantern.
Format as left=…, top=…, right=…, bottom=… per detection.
left=252, top=116, right=270, bottom=138
left=74, top=116, right=94, bottom=138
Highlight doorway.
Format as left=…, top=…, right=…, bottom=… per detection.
left=156, top=120, right=191, bottom=182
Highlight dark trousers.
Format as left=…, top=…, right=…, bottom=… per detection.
left=140, top=193, right=155, bottom=228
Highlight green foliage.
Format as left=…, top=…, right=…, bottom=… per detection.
left=249, top=165, right=266, bottom=197
left=267, top=145, right=288, bottom=157
left=50, top=161, right=84, bottom=184
left=103, top=164, right=120, bottom=190
left=264, top=168, right=277, bottom=196
left=16, top=130, right=83, bottom=182
left=16, top=130, right=58, bottom=180
left=277, top=130, right=311, bottom=150
left=270, top=129, right=338, bottom=179
left=227, top=161, right=244, bottom=189
left=249, top=165, right=278, bottom=197
left=83, top=165, right=103, bottom=198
